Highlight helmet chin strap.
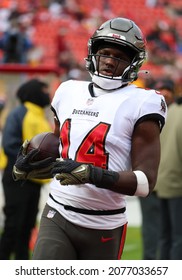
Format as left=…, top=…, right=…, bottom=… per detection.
left=92, top=74, right=123, bottom=90
left=91, top=57, right=124, bottom=90
left=92, top=71, right=129, bottom=91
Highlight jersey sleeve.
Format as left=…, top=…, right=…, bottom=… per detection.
left=135, top=90, right=167, bottom=131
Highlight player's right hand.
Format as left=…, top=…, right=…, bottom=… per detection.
left=12, top=140, right=54, bottom=181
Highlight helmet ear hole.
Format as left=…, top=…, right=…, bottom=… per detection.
left=123, top=64, right=138, bottom=82
left=128, top=70, right=138, bottom=80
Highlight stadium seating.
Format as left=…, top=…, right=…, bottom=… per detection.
left=1, top=0, right=181, bottom=79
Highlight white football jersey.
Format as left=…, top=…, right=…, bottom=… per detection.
left=47, top=80, right=167, bottom=229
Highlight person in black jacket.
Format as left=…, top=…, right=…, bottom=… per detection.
left=0, top=17, right=33, bottom=64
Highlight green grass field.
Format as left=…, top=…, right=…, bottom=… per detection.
left=122, top=226, right=143, bottom=260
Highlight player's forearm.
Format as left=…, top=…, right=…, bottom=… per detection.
left=89, top=166, right=150, bottom=197
left=51, top=159, right=150, bottom=197
left=102, top=170, right=138, bottom=196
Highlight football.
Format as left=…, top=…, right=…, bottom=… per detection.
left=27, top=132, right=60, bottom=161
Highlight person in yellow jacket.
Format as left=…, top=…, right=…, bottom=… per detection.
left=0, top=147, right=7, bottom=170
left=0, top=78, right=52, bottom=260
left=0, top=97, right=7, bottom=170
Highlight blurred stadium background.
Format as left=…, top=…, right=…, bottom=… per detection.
left=0, top=0, right=182, bottom=116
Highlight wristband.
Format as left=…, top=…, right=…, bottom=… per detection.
left=89, top=166, right=119, bottom=188
left=133, top=170, right=149, bottom=197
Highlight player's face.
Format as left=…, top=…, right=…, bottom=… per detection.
left=95, top=47, right=131, bottom=77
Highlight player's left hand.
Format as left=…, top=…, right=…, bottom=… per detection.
left=51, top=158, right=119, bottom=188
left=51, top=159, right=90, bottom=185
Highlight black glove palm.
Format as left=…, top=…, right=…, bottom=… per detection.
left=13, top=141, right=55, bottom=181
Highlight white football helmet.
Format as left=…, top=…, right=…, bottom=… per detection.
left=85, top=17, right=147, bottom=90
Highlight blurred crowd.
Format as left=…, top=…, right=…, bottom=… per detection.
left=0, top=0, right=182, bottom=94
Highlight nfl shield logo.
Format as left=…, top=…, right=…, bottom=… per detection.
left=86, top=98, right=94, bottom=106
left=47, top=210, right=56, bottom=218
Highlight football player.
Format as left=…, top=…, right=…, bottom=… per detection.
left=13, top=17, right=167, bottom=260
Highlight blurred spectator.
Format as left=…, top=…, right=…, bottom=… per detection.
left=55, top=27, right=76, bottom=74
left=0, top=95, right=7, bottom=172
left=48, top=0, right=64, bottom=20
left=146, top=20, right=178, bottom=65
left=64, top=0, right=86, bottom=22
left=139, top=78, right=175, bottom=260
left=0, top=4, right=11, bottom=33
left=0, top=16, right=33, bottom=63
left=0, top=79, right=52, bottom=260
left=154, top=79, right=175, bottom=106
left=155, top=95, right=182, bottom=259
left=145, top=0, right=158, bottom=8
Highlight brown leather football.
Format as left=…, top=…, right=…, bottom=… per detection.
left=27, top=132, right=60, bottom=161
